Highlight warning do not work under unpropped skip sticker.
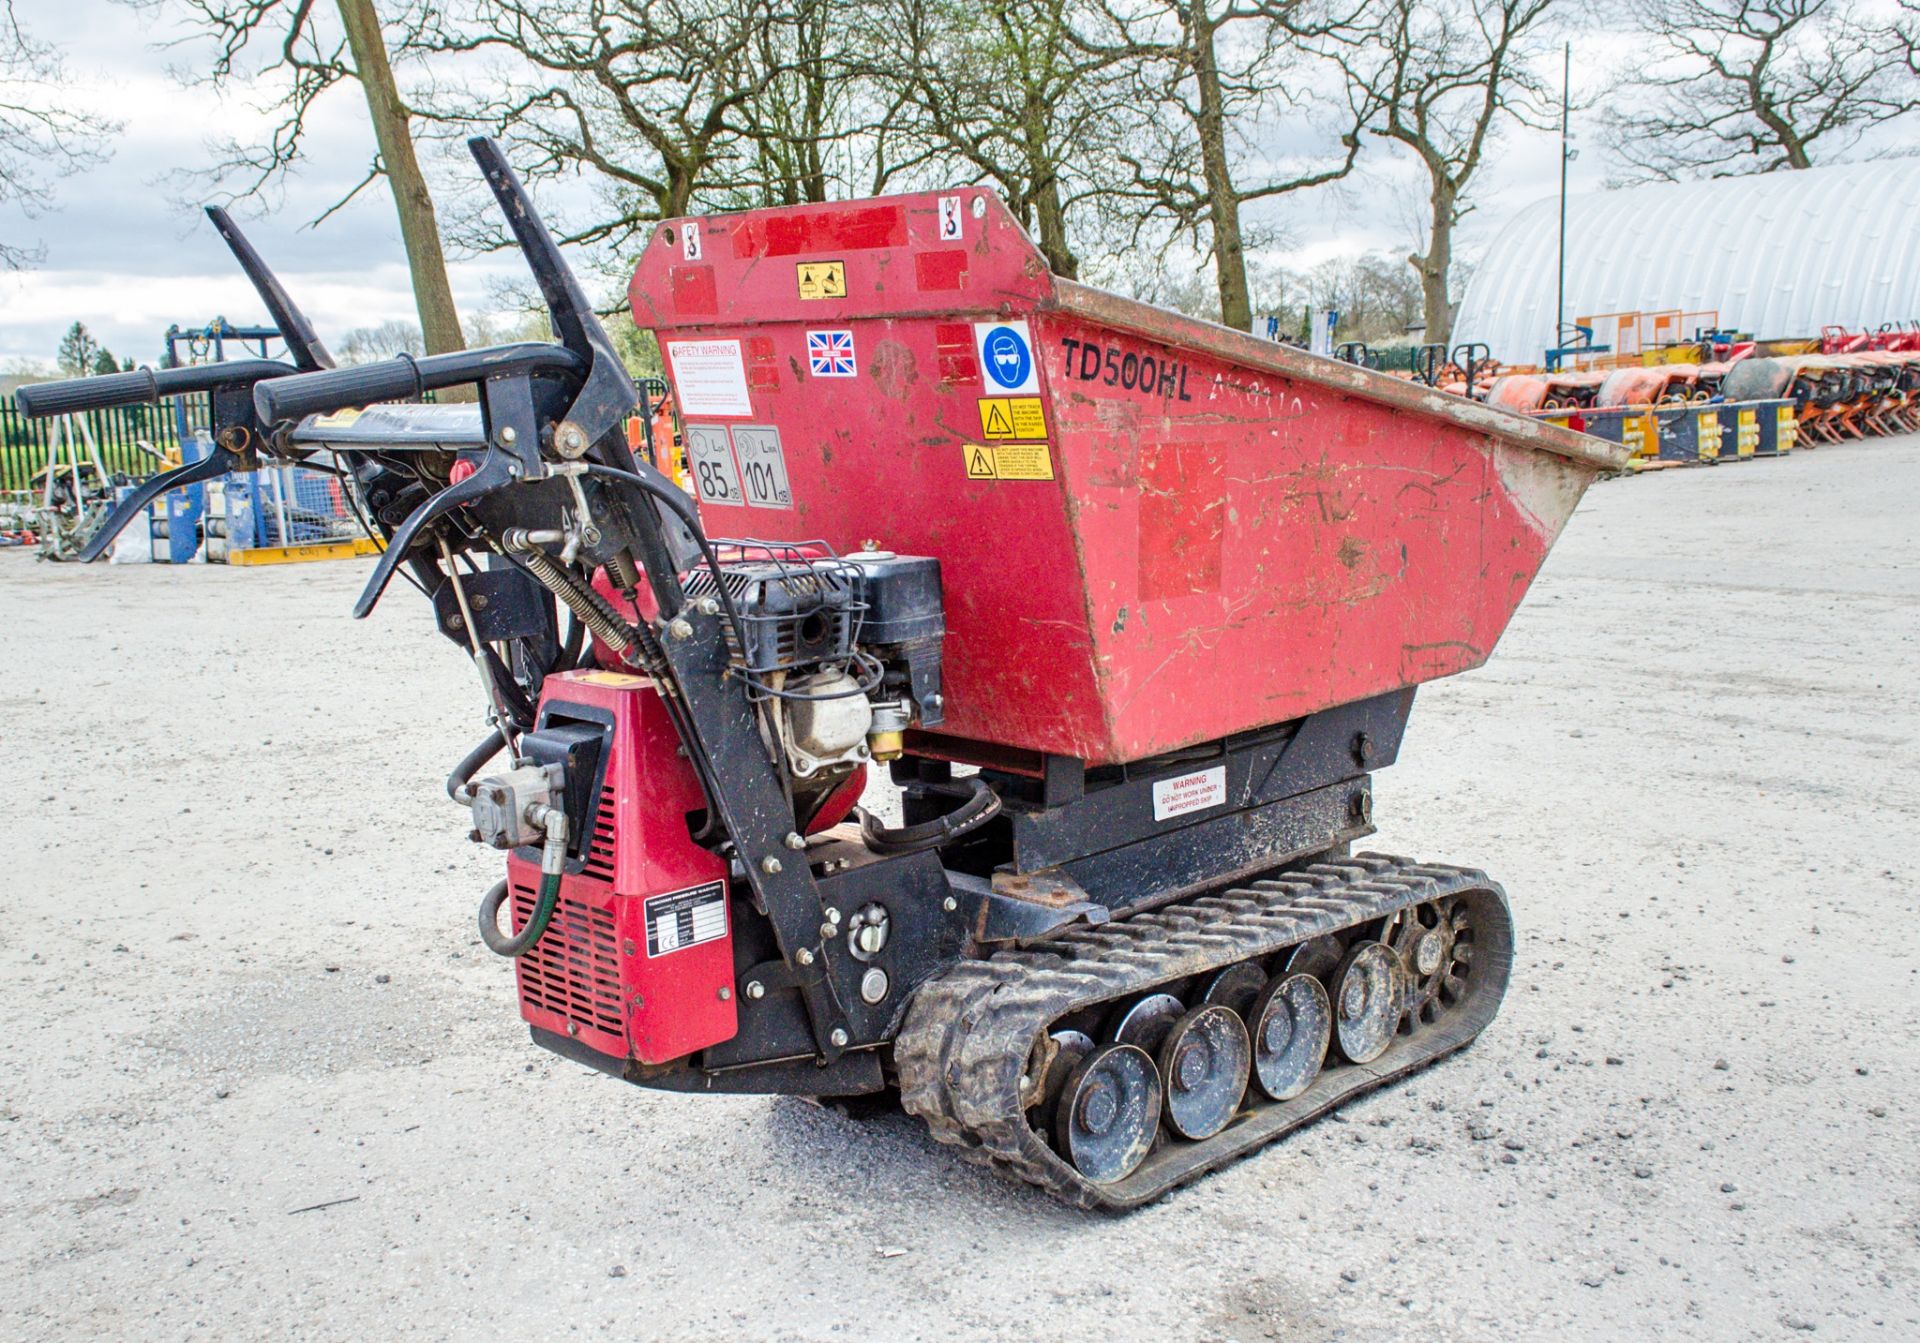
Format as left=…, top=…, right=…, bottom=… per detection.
left=963, top=442, right=1053, bottom=481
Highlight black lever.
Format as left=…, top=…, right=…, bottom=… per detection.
left=74, top=449, right=238, bottom=562
left=467, top=136, right=639, bottom=468
left=205, top=206, right=335, bottom=373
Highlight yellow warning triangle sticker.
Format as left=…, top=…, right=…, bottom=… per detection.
left=966, top=446, right=996, bottom=479
left=983, top=403, right=1013, bottom=436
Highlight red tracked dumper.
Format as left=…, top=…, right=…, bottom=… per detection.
left=16, top=142, right=1625, bottom=1208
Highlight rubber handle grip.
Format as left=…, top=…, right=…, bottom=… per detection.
left=254, top=359, right=425, bottom=424
left=15, top=370, right=159, bottom=417
left=14, top=360, right=290, bottom=418
left=253, top=343, right=583, bottom=424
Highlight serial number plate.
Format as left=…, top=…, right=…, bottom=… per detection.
left=645, top=881, right=728, bottom=957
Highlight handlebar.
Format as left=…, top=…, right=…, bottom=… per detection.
left=14, top=359, right=291, bottom=419
left=252, top=342, right=585, bottom=425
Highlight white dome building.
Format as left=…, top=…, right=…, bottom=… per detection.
left=1455, top=159, right=1920, bottom=363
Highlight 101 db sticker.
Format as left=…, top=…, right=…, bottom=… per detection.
left=684, top=423, right=793, bottom=509
left=1151, top=765, right=1227, bottom=821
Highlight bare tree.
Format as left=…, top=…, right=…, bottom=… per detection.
left=131, top=0, right=466, bottom=356
left=874, top=0, right=1139, bottom=279
left=1331, top=0, right=1555, bottom=344
left=1603, top=0, right=1919, bottom=181
left=1083, top=0, right=1368, bottom=330
left=406, top=0, right=811, bottom=259
left=0, top=2, right=121, bottom=269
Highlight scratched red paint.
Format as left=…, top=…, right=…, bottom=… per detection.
left=632, top=192, right=1618, bottom=767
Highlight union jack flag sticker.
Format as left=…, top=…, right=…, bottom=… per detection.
left=807, top=329, right=857, bottom=378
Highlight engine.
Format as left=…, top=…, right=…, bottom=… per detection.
left=683, top=544, right=944, bottom=799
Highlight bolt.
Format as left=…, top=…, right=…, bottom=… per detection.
left=566, top=1021, right=579, bottom=1036
left=717, top=986, right=732, bottom=1002
left=795, top=948, right=815, bottom=966
left=745, top=981, right=765, bottom=1000
left=859, top=967, right=890, bottom=1004
left=784, top=831, right=806, bottom=850
left=928, top=693, right=944, bottom=709
left=819, top=921, right=838, bottom=940
left=825, top=907, right=842, bottom=924
left=942, top=896, right=958, bottom=913
left=760, top=855, right=782, bottom=875
left=557, top=425, right=586, bottom=454
left=829, top=1028, right=849, bottom=1048
left=697, top=596, right=721, bottom=616
left=668, top=618, right=694, bottom=641
left=498, top=425, right=517, bottom=446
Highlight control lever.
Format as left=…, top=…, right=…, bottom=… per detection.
left=75, top=446, right=239, bottom=563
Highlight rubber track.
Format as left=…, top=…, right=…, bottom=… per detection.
left=895, top=852, right=1513, bottom=1210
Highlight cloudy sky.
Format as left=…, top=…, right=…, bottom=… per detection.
left=0, top=1, right=1625, bottom=368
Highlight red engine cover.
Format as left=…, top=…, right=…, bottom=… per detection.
left=506, top=670, right=736, bottom=1065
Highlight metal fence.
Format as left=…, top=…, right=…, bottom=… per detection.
left=0, top=394, right=211, bottom=493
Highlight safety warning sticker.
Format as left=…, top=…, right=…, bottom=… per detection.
left=797, top=260, right=847, bottom=299
left=974, top=320, right=1039, bottom=393
left=681, top=222, right=702, bottom=260
left=938, top=195, right=963, bottom=240
left=977, top=397, right=1045, bottom=439
left=962, top=442, right=1053, bottom=481
left=645, top=880, right=728, bottom=957
left=665, top=339, right=752, bottom=416
left=685, top=423, right=744, bottom=505
left=1151, top=765, right=1226, bottom=822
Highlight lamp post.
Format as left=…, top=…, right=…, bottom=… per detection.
left=1555, top=42, right=1571, bottom=349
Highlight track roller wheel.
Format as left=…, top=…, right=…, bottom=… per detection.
left=1284, top=934, right=1343, bottom=981
left=1332, top=941, right=1401, bottom=1064
left=1109, top=992, right=1184, bottom=1054
left=1200, top=962, right=1267, bottom=1017
left=1248, top=972, right=1331, bottom=1101
left=1156, top=1005, right=1251, bottom=1141
left=1026, top=1029, right=1094, bottom=1116
left=1055, top=1043, right=1162, bottom=1183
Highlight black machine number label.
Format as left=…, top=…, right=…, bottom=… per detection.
left=685, top=423, right=744, bottom=506
left=644, top=881, right=728, bottom=957
left=729, top=425, right=794, bottom=509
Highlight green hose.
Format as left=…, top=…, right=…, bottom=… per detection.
left=479, top=872, right=561, bottom=957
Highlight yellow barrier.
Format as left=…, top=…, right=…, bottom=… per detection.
left=227, top=536, right=383, bottom=567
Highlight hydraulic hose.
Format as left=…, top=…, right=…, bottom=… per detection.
left=478, top=873, right=560, bottom=958
left=446, top=727, right=507, bottom=803
left=855, top=778, right=1002, bottom=855
left=477, top=806, right=569, bottom=957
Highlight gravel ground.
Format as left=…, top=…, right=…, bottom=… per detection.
left=2, top=438, right=1916, bottom=1342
